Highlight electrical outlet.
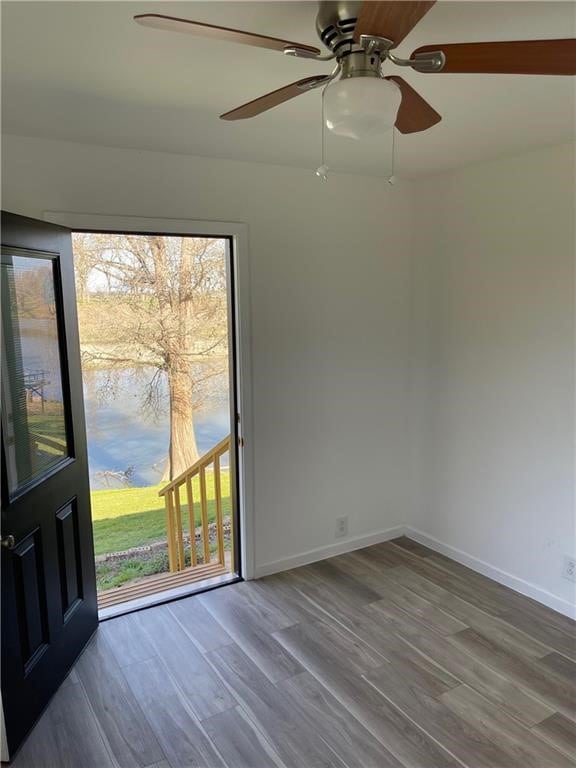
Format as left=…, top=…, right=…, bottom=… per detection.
left=563, top=556, right=576, bottom=582
left=335, top=515, right=348, bottom=539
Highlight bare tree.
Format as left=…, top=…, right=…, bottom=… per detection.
left=71, top=232, right=102, bottom=302
left=74, top=234, right=228, bottom=480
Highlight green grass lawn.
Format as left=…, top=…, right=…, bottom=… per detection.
left=28, top=407, right=68, bottom=460
left=91, top=471, right=231, bottom=556
left=28, top=410, right=67, bottom=443
left=91, top=472, right=231, bottom=590
left=96, top=552, right=171, bottom=591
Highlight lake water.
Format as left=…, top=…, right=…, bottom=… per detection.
left=14, top=320, right=229, bottom=490
left=83, top=366, right=230, bottom=490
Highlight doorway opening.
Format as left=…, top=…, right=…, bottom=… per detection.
left=71, top=231, right=241, bottom=615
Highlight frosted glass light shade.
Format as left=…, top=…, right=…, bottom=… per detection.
left=324, top=77, right=401, bottom=140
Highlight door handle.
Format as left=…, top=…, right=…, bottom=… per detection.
left=1, top=535, right=15, bottom=550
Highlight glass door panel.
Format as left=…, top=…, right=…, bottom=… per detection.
left=1, top=247, right=71, bottom=497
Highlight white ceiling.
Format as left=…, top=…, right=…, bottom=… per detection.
left=2, top=1, right=575, bottom=177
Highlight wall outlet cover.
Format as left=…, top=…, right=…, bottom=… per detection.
left=335, top=516, right=348, bottom=539
left=563, top=556, right=576, bottom=582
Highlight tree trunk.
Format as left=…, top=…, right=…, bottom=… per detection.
left=75, top=276, right=86, bottom=302
left=164, top=358, right=199, bottom=480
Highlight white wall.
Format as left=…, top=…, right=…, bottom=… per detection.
left=410, top=142, right=576, bottom=616
left=3, top=135, right=574, bottom=617
left=1, top=135, right=414, bottom=574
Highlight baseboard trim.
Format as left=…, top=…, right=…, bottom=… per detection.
left=252, top=526, right=406, bottom=579
left=404, top=527, right=576, bottom=620
left=252, top=524, right=575, bottom=620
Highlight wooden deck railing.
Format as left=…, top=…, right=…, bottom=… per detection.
left=159, top=435, right=232, bottom=574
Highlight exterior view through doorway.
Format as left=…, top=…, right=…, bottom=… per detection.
left=71, top=230, right=242, bottom=615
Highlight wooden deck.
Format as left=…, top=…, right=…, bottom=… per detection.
left=12, top=537, right=576, bottom=768
left=97, top=434, right=234, bottom=612
left=97, top=559, right=231, bottom=609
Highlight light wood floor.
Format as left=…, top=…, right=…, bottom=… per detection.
left=12, top=537, right=576, bottom=768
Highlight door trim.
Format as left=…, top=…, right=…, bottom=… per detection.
left=43, top=212, right=255, bottom=581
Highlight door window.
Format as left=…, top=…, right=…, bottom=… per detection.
left=1, top=247, right=71, bottom=496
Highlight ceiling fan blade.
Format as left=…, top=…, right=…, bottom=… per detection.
left=412, top=39, right=576, bottom=75
left=354, top=1, right=436, bottom=47
left=134, top=13, right=321, bottom=56
left=385, top=76, right=441, bottom=134
left=220, top=76, right=330, bottom=121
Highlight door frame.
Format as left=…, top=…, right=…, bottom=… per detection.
left=44, top=212, right=255, bottom=582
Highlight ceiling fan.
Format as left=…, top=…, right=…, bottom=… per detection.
left=134, top=1, right=576, bottom=137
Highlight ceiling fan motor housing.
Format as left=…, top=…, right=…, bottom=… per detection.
left=316, top=1, right=362, bottom=55
left=316, top=0, right=388, bottom=79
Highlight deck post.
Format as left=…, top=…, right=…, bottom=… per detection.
left=165, top=490, right=178, bottom=572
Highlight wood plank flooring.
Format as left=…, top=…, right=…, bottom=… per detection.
left=12, top=537, right=576, bottom=768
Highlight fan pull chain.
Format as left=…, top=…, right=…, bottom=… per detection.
left=315, top=85, right=329, bottom=182
left=387, top=128, right=397, bottom=186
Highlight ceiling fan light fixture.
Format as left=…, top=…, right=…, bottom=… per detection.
left=323, top=77, right=401, bottom=140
